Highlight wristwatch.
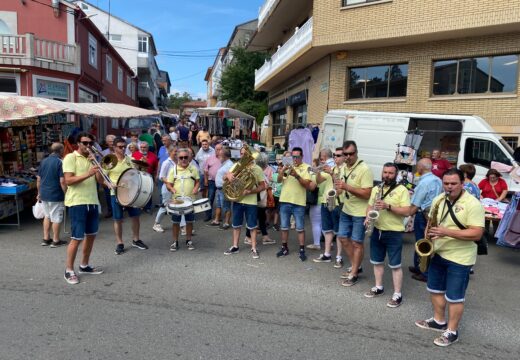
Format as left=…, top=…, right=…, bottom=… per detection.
left=388, top=204, right=392, bottom=211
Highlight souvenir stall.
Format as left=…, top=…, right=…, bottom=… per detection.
left=193, top=107, right=255, bottom=140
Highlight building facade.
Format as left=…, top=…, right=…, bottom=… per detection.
left=249, top=0, right=520, bottom=149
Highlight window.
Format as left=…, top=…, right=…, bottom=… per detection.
left=503, top=137, right=518, bottom=150
left=131, top=82, right=136, bottom=100
left=272, top=111, right=287, bottom=137
left=433, top=54, right=518, bottom=96
left=342, top=0, right=386, bottom=7
left=109, top=34, right=122, bottom=41
left=111, top=119, right=120, bottom=129
left=126, top=75, right=132, bottom=97
left=464, top=138, right=511, bottom=168
left=138, top=36, right=148, bottom=53
left=88, top=33, right=97, bottom=68
left=0, top=77, right=17, bottom=93
left=348, top=63, right=408, bottom=99
left=81, top=3, right=89, bottom=10
left=117, top=67, right=123, bottom=91
left=105, top=55, right=112, bottom=83
left=293, top=104, right=307, bottom=128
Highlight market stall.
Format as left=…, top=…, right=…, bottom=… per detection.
left=193, top=107, right=256, bottom=140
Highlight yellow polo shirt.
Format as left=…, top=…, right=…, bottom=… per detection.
left=240, top=164, right=266, bottom=206
left=318, top=166, right=342, bottom=206
left=368, top=184, right=410, bottom=232
left=167, top=164, right=200, bottom=200
left=63, top=151, right=99, bottom=207
left=279, top=163, right=312, bottom=207
left=106, top=156, right=133, bottom=196
left=430, top=191, right=485, bottom=266
left=341, top=160, right=373, bottom=217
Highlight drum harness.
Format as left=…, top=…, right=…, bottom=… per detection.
left=171, top=164, right=197, bottom=198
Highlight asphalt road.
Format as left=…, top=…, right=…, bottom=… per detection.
left=0, top=208, right=519, bottom=360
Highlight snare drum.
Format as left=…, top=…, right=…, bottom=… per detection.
left=116, top=168, right=154, bottom=208
left=166, top=197, right=194, bottom=216
left=193, top=198, right=211, bottom=214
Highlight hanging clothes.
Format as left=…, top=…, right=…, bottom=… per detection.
left=496, top=192, right=520, bottom=248
left=311, top=126, right=319, bottom=144
left=288, top=128, right=315, bottom=165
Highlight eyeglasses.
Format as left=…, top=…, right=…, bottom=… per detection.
left=178, top=156, right=189, bottom=160
left=343, top=151, right=356, bottom=157
left=292, top=155, right=302, bottom=159
left=116, top=145, right=125, bottom=149
left=334, top=154, right=343, bottom=157
left=81, top=141, right=93, bottom=146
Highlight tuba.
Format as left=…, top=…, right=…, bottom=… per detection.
left=223, top=145, right=258, bottom=202
left=415, top=194, right=444, bottom=273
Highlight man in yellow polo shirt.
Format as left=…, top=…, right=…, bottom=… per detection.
left=363, top=163, right=410, bottom=308
left=276, top=146, right=316, bottom=261
left=415, top=168, right=484, bottom=347
left=62, top=132, right=105, bottom=285
left=223, top=146, right=266, bottom=259
left=106, top=137, right=148, bottom=255
left=166, top=148, right=200, bottom=252
left=335, top=140, right=374, bottom=286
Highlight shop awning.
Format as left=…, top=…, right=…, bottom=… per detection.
left=195, top=107, right=255, bottom=120
left=0, top=94, right=161, bottom=122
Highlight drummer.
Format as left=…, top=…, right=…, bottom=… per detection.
left=106, top=137, right=149, bottom=255
left=166, top=148, right=200, bottom=252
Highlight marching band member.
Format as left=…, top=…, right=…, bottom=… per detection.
left=133, top=141, right=158, bottom=213
left=335, top=140, right=374, bottom=286
left=166, top=148, right=200, bottom=252
left=106, top=137, right=148, bottom=255
left=211, top=147, right=233, bottom=229
left=153, top=146, right=177, bottom=233
left=364, top=163, right=410, bottom=308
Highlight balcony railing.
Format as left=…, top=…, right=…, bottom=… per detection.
left=0, top=33, right=79, bottom=74
left=258, top=0, right=279, bottom=27
left=255, top=17, right=313, bottom=88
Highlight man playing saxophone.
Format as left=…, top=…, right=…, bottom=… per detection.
left=363, top=163, right=411, bottom=308
left=415, top=168, right=484, bottom=347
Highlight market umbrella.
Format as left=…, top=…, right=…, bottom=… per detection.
left=194, top=107, right=255, bottom=120
left=0, top=94, right=67, bottom=121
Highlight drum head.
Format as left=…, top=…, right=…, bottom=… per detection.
left=193, top=198, right=209, bottom=205
left=117, top=168, right=141, bottom=206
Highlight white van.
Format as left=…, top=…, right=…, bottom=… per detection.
left=321, top=110, right=519, bottom=192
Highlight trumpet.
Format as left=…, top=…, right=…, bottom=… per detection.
left=366, top=183, right=384, bottom=236
left=86, top=146, right=118, bottom=189
left=307, top=164, right=328, bottom=174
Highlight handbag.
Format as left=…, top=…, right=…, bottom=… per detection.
left=306, top=187, right=319, bottom=205
left=32, top=201, right=45, bottom=219
left=446, top=201, right=488, bottom=255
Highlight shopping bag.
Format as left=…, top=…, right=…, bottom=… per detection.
left=32, top=201, right=45, bottom=219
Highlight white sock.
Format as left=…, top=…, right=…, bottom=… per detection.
left=394, top=292, right=402, bottom=298
left=324, top=253, right=331, bottom=257
left=376, top=285, right=383, bottom=290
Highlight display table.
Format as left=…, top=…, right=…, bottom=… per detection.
left=0, top=184, right=30, bottom=230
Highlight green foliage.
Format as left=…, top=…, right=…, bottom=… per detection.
left=220, top=47, right=268, bottom=123
left=167, top=91, right=192, bottom=109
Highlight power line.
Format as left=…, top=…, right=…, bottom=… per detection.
left=170, top=70, right=206, bottom=81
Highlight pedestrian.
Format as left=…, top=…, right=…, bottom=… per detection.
left=431, top=149, right=452, bottom=178
left=415, top=168, right=485, bottom=347
left=203, top=142, right=222, bottom=222
left=195, top=139, right=215, bottom=198
left=37, top=142, right=67, bottom=247
left=210, top=147, right=233, bottom=229
left=459, top=163, right=480, bottom=199
left=63, top=132, right=104, bottom=285
left=169, top=126, right=179, bottom=144
left=177, top=119, right=190, bottom=148
left=363, top=163, right=411, bottom=308
left=153, top=146, right=177, bottom=233
left=336, top=140, right=374, bottom=287
left=196, top=126, right=211, bottom=146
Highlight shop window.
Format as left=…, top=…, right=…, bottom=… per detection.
left=138, top=36, right=148, bottom=53
left=0, top=77, right=17, bottom=93
left=88, top=33, right=97, bottom=69
left=464, top=138, right=511, bottom=168
left=433, top=54, right=518, bottom=96
left=272, top=111, right=287, bottom=137
left=293, top=104, right=307, bottom=128
left=348, top=63, right=408, bottom=99
left=105, top=55, right=112, bottom=83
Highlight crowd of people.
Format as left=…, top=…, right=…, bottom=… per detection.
left=35, top=121, right=493, bottom=347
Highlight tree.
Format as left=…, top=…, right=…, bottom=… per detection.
left=220, top=47, right=269, bottom=123
left=167, top=91, right=192, bottom=109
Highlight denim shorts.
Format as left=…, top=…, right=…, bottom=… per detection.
left=369, top=229, right=403, bottom=268
left=215, top=189, right=231, bottom=212
left=111, top=196, right=141, bottom=221
left=427, top=254, right=472, bottom=303
left=232, top=202, right=258, bottom=229
left=69, top=204, right=99, bottom=240
left=337, top=212, right=366, bottom=242
left=321, top=205, right=341, bottom=234
left=171, top=212, right=194, bottom=224
left=279, top=202, right=305, bottom=232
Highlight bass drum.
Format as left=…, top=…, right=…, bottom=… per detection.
left=116, top=168, right=154, bottom=208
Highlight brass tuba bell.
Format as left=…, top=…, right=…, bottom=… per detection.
left=223, top=145, right=257, bottom=202
left=100, top=154, right=118, bottom=170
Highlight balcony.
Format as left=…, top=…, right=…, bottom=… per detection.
left=0, top=33, right=80, bottom=74
left=138, top=81, right=158, bottom=109
left=258, top=0, right=280, bottom=28
left=255, top=17, right=313, bottom=89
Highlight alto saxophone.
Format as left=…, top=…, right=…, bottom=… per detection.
left=366, top=183, right=384, bottom=236
left=415, top=194, right=445, bottom=273
left=326, top=170, right=338, bottom=212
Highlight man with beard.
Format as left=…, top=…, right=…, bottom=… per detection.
left=363, top=163, right=411, bottom=308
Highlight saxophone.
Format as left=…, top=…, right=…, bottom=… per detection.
left=365, top=183, right=383, bottom=236
left=415, top=195, right=444, bottom=273
left=223, top=145, right=257, bottom=202
left=326, top=170, right=338, bottom=212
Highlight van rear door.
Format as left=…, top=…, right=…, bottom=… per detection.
left=322, top=113, right=347, bottom=151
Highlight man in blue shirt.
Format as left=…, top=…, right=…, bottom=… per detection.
left=37, top=143, right=67, bottom=247
left=156, top=134, right=172, bottom=205
left=408, top=158, right=443, bottom=281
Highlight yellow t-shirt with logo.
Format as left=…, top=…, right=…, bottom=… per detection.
left=279, top=163, right=313, bottom=207
left=63, top=151, right=99, bottom=207
left=341, top=160, right=373, bottom=217
left=368, top=184, right=410, bottom=232
left=106, top=156, right=133, bottom=196
left=167, top=164, right=200, bottom=200
left=240, top=164, right=266, bottom=206
left=430, top=191, right=485, bottom=266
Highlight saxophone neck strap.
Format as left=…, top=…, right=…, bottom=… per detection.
left=381, top=182, right=399, bottom=200
left=440, top=191, right=464, bottom=226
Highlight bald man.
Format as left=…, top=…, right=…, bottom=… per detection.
left=408, top=158, right=443, bottom=281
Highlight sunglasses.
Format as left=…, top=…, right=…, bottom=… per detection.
left=178, top=156, right=189, bottom=160
left=343, top=151, right=356, bottom=157
left=81, top=141, right=93, bottom=146
left=116, top=145, right=125, bottom=149
left=334, top=154, right=343, bottom=157
left=292, top=155, right=302, bottom=159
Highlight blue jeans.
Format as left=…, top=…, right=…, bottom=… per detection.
left=427, top=254, right=472, bottom=303
left=337, top=212, right=366, bottom=243
left=103, top=187, right=112, bottom=213
left=232, top=202, right=258, bottom=230
left=279, top=202, right=305, bottom=232
left=321, top=205, right=341, bottom=234
left=205, top=180, right=216, bottom=220
left=369, top=229, right=403, bottom=268
left=215, top=189, right=231, bottom=212
left=111, top=195, right=141, bottom=221
left=413, top=211, right=428, bottom=277
left=69, top=204, right=99, bottom=240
